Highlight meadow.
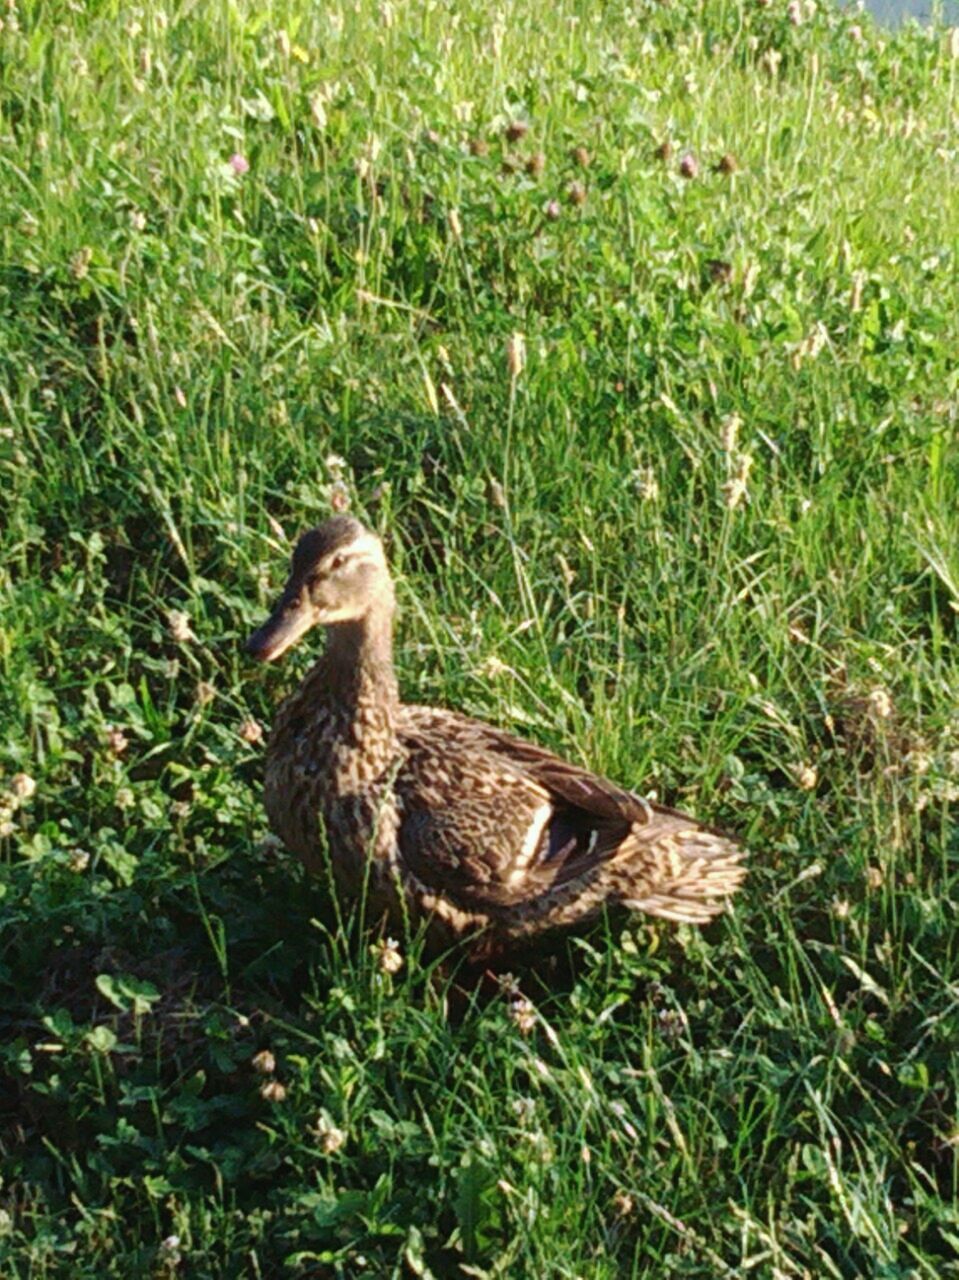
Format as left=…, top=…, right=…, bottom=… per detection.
left=2, top=0, right=959, bottom=1274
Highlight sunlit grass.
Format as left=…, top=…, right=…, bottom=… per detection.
left=2, top=0, right=959, bottom=1274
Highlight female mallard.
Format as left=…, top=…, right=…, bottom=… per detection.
left=248, top=516, right=745, bottom=955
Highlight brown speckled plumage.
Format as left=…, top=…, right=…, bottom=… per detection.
left=248, top=517, right=746, bottom=955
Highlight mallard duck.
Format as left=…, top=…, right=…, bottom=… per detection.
left=248, top=516, right=745, bottom=955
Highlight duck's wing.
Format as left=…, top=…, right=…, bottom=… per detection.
left=396, top=706, right=745, bottom=921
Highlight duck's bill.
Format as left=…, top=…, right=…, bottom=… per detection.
left=246, top=596, right=315, bottom=662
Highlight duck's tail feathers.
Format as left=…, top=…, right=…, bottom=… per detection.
left=619, top=823, right=746, bottom=924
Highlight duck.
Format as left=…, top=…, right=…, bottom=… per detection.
left=247, top=515, right=745, bottom=957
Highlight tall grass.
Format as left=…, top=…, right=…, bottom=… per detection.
left=1, top=0, right=958, bottom=1274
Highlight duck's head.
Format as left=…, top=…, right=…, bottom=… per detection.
left=247, top=516, right=392, bottom=662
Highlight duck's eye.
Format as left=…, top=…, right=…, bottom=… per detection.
left=329, top=553, right=347, bottom=572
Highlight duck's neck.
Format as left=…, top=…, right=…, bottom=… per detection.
left=325, top=597, right=399, bottom=712
left=290, top=594, right=399, bottom=785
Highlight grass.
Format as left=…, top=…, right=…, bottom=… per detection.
left=2, top=0, right=959, bottom=1273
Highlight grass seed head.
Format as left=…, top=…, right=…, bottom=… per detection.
left=567, top=179, right=587, bottom=205
left=196, top=681, right=216, bottom=707
left=570, top=145, right=590, bottom=167
left=525, top=151, right=546, bottom=177
left=71, top=247, right=93, bottom=280
left=506, top=331, right=526, bottom=379
left=260, top=1079, right=287, bottom=1102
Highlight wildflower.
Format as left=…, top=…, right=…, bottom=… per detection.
left=511, top=1096, right=536, bottom=1121
left=71, top=247, right=93, bottom=280
left=654, top=139, right=673, bottom=161
left=794, top=763, right=818, bottom=791
left=105, top=726, right=129, bottom=757
left=866, top=865, right=883, bottom=890
left=312, top=1113, right=347, bottom=1153
left=762, top=48, right=783, bottom=76
left=570, top=145, right=590, bottom=167
left=678, top=152, right=698, bottom=179
left=229, top=153, right=250, bottom=176
left=260, top=1079, right=287, bottom=1102
left=849, top=23, right=863, bottom=41
left=505, top=332, right=526, bottom=379
left=612, top=1190, right=635, bottom=1217
left=251, top=1049, right=276, bottom=1075
left=544, top=198, right=561, bottom=220
left=166, top=610, right=195, bottom=644
left=787, top=0, right=802, bottom=24
left=525, top=151, right=546, bottom=178
left=566, top=179, right=587, bottom=205
left=115, top=787, right=135, bottom=809
left=868, top=688, right=893, bottom=719
left=160, top=1236, right=181, bottom=1262
left=68, top=849, right=90, bottom=873
left=129, top=209, right=147, bottom=232
left=10, top=773, right=36, bottom=801
left=715, top=152, right=738, bottom=174
left=329, top=481, right=350, bottom=512
left=505, top=120, right=528, bottom=142
left=831, top=898, right=851, bottom=921
left=509, top=996, right=536, bottom=1035
left=478, top=654, right=509, bottom=679
left=376, top=937, right=403, bottom=975
left=631, top=467, right=659, bottom=502
left=656, top=1009, right=686, bottom=1041
left=238, top=718, right=263, bottom=745
left=468, top=138, right=489, bottom=156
